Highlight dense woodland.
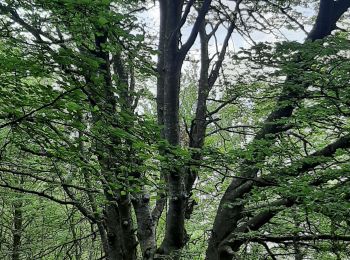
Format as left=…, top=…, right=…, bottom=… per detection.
left=0, top=0, right=350, bottom=259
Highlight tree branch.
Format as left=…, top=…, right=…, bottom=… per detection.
left=0, top=87, right=80, bottom=129
left=179, top=0, right=212, bottom=61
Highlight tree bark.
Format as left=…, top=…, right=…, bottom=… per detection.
left=11, top=200, right=22, bottom=260
left=156, top=0, right=212, bottom=256
left=132, top=192, right=156, bottom=259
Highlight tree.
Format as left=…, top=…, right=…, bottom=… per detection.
left=0, top=1, right=155, bottom=259
left=205, top=1, right=350, bottom=259
left=0, top=0, right=350, bottom=260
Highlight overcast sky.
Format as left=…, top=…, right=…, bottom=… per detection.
left=139, top=1, right=315, bottom=54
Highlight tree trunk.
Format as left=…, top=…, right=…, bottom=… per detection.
left=11, top=200, right=22, bottom=260
left=156, top=0, right=212, bottom=256
left=156, top=1, right=186, bottom=256
left=133, top=192, right=156, bottom=259
left=103, top=197, right=137, bottom=260
left=104, top=204, right=125, bottom=260
left=159, top=66, right=187, bottom=255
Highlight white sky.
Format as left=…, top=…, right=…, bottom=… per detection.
left=135, top=1, right=319, bottom=98
left=139, top=1, right=315, bottom=50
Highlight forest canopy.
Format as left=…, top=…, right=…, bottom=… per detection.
left=0, top=0, right=350, bottom=259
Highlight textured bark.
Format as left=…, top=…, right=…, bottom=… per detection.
left=120, top=196, right=138, bottom=260
left=102, top=195, right=138, bottom=260
left=206, top=1, right=350, bottom=259
left=132, top=192, right=156, bottom=259
left=104, top=204, right=124, bottom=260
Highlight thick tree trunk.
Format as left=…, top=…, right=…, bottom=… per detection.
left=159, top=66, right=187, bottom=256
left=132, top=192, right=156, bottom=260
left=104, top=204, right=124, bottom=260
left=119, top=195, right=138, bottom=260
left=103, top=197, right=137, bottom=260
left=156, top=1, right=186, bottom=256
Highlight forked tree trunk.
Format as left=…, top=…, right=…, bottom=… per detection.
left=155, top=0, right=211, bottom=257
